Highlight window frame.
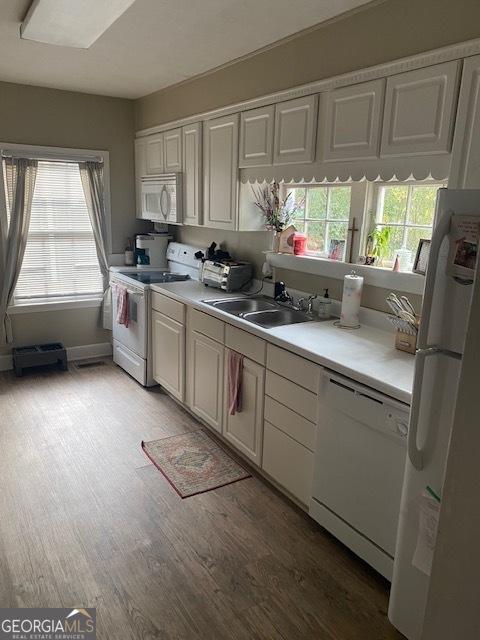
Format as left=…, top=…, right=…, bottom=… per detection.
left=0, top=143, right=111, bottom=312
left=281, top=181, right=368, bottom=262
left=368, top=179, right=447, bottom=267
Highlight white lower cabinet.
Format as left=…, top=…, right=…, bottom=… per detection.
left=152, top=310, right=185, bottom=401
left=186, top=329, right=224, bottom=433
left=262, top=421, right=314, bottom=505
left=223, top=351, right=265, bottom=465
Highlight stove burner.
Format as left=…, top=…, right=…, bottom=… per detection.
left=118, top=271, right=190, bottom=284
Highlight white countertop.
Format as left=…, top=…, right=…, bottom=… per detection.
left=150, top=280, right=415, bottom=405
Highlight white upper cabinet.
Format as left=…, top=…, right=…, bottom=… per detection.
left=134, top=138, right=146, bottom=217
left=273, top=95, right=318, bottom=165
left=182, top=122, right=203, bottom=226
left=145, top=132, right=164, bottom=174
left=381, top=60, right=461, bottom=157
left=203, top=114, right=239, bottom=230
left=239, top=105, right=275, bottom=167
left=321, top=79, right=385, bottom=161
left=450, top=54, right=480, bottom=189
left=164, top=127, right=182, bottom=172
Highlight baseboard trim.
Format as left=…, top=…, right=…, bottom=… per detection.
left=67, top=342, right=113, bottom=362
left=0, top=342, right=112, bottom=372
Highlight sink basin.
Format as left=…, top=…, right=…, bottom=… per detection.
left=241, top=308, right=312, bottom=328
left=202, top=295, right=317, bottom=328
left=204, top=297, right=277, bottom=314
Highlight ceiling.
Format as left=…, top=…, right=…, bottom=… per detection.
left=0, top=0, right=373, bottom=99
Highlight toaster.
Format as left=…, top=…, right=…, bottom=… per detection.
left=200, top=260, right=253, bottom=292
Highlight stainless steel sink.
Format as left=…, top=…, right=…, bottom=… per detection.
left=241, top=308, right=312, bottom=328
left=202, top=296, right=316, bottom=328
left=204, top=297, right=277, bottom=314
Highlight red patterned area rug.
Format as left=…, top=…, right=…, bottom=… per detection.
left=141, top=430, right=251, bottom=498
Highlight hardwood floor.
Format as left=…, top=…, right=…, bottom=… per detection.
left=0, top=360, right=403, bottom=639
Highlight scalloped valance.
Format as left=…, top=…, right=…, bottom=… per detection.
left=240, top=154, right=451, bottom=184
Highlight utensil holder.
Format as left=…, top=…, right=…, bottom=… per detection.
left=395, top=330, right=417, bottom=355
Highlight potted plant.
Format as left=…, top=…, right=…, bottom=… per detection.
left=251, top=181, right=304, bottom=252
left=367, top=225, right=392, bottom=266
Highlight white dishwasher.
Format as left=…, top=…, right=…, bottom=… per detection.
left=310, top=371, right=409, bottom=580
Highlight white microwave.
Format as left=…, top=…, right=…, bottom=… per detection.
left=140, top=173, right=183, bottom=224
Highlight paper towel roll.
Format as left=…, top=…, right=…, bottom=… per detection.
left=339, top=272, right=363, bottom=328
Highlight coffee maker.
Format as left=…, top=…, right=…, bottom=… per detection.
left=135, top=234, right=172, bottom=268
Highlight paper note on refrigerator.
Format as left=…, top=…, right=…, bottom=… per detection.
left=412, top=490, right=441, bottom=576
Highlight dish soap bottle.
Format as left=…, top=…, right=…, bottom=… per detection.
left=318, top=288, right=332, bottom=319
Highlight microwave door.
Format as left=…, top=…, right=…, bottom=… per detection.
left=142, top=184, right=167, bottom=222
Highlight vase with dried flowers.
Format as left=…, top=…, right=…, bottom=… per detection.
left=251, top=181, right=304, bottom=252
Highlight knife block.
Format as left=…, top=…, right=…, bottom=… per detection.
left=395, top=330, right=417, bottom=355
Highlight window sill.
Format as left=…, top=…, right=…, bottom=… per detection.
left=8, top=296, right=103, bottom=315
left=266, top=252, right=425, bottom=295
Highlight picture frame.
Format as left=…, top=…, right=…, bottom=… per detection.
left=413, top=239, right=431, bottom=275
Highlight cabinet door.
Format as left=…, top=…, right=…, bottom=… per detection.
left=239, top=105, right=274, bottom=167
left=262, top=421, right=314, bottom=505
left=152, top=310, right=185, bottom=402
left=134, top=138, right=147, bottom=218
left=273, top=95, right=318, bottom=165
left=450, top=55, right=480, bottom=188
left=146, top=133, right=164, bottom=174
left=203, top=114, right=239, bottom=229
left=321, top=79, right=385, bottom=161
left=223, top=352, right=265, bottom=465
left=182, top=122, right=203, bottom=225
left=187, top=330, right=224, bottom=433
left=381, top=60, right=460, bottom=157
left=164, top=128, right=182, bottom=172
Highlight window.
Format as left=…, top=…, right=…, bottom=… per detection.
left=6, top=159, right=103, bottom=301
left=287, top=185, right=352, bottom=258
left=371, top=182, right=446, bottom=268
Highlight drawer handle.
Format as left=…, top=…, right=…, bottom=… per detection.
left=357, top=392, right=383, bottom=405
left=329, top=378, right=355, bottom=393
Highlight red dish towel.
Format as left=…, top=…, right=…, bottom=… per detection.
left=115, top=284, right=129, bottom=328
left=228, top=349, right=244, bottom=416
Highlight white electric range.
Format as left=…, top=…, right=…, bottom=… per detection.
left=109, top=242, right=205, bottom=386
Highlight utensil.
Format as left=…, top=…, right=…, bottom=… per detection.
left=387, top=294, right=405, bottom=316
left=400, top=296, right=417, bottom=318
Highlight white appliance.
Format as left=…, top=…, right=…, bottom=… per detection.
left=110, top=243, right=204, bottom=386
left=140, top=174, right=183, bottom=224
left=310, top=371, right=409, bottom=579
left=136, top=233, right=172, bottom=268
left=389, top=189, right=480, bottom=639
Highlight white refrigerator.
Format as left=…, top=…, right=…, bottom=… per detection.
left=388, top=189, right=480, bottom=639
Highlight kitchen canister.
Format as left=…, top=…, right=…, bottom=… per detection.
left=337, top=271, right=363, bottom=329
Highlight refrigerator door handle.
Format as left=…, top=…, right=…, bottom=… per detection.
left=409, top=346, right=462, bottom=470
left=416, top=211, right=451, bottom=349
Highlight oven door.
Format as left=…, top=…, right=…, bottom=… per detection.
left=111, top=280, right=147, bottom=358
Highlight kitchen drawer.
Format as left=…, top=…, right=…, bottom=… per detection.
left=264, top=395, right=316, bottom=451
left=151, top=292, right=185, bottom=323
left=113, top=340, right=146, bottom=385
left=262, top=421, right=314, bottom=505
left=188, top=308, right=225, bottom=343
left=266, top=344, right=321, bottom=392
left=225, top=325, right=266, bottom=365
left=265, top=370, right=317, bottom=423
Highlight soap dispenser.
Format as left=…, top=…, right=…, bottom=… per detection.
left=318, top=288, right=332, bottom=319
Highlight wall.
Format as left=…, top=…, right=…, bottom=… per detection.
left=135, top=0, right=480, bottom=129
left=0, top=81, right=142, bottom=355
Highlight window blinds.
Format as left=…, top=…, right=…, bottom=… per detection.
left=10, top=160, right=103, bottom=300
